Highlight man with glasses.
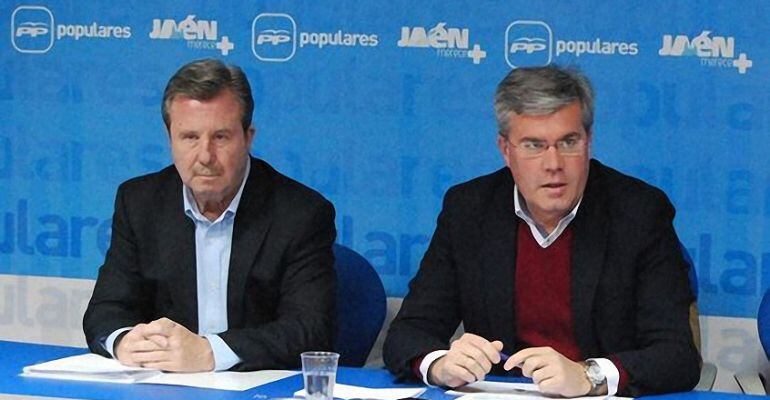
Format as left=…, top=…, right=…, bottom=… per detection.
left=383, top=65, right=699, bottom=397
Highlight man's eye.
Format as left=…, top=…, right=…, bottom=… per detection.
left=521, top=141, right=545, bottom=150
left=560, top=138, right=578, bottom=147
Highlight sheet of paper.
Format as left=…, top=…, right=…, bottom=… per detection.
left=295, top=383, right=426, bottom=400
left=23, top=353, right=152, bottom=375
left=142, top=369, right=300, bottom=391
left=21, top=370, right=158, bottom=384
left=447, top=381, right=540, bottom=396
left=22, top=353, right=299, bottom=391
left=22, top=353, right=159, bottom=383
left=447, top=381, right=633, bottom=400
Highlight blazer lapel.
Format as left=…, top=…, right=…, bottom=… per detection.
left=157, top=169, right=198, bottom=332
left=570, top=161, right=609, bottom=355
left=480, top=170, right=519, bottom=352
left=226, top=158, right=274, bottom=327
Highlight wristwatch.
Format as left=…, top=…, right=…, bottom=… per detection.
left=584, top=360, right=606, bottom=394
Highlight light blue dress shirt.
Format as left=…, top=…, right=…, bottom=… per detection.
left=105, top=159, right=250, bottom=371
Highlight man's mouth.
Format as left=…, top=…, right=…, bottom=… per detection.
left=194, top=169, right=220, bottom=177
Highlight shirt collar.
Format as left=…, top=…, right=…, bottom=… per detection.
left=183, top=158, right=251, bottom=224
left=513, top=184, right=582, bottom=248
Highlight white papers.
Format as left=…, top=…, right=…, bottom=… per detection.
left=447, top=381, right=633, bottom=400
left=22, top=353, right=159, bottom=384
left=22, top=353, right=300, bottom=391
left=295, top=383, right=426, bottom=400
left=142, top=370, right=299, bottom=391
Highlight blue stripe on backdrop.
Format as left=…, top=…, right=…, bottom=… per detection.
left=1, top=1, right=768, bottom=318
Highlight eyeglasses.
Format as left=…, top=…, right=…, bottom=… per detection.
left=504, top=134, right=587, bottom=158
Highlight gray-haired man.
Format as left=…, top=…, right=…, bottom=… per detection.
left=383, top=65, right=700, bottom=397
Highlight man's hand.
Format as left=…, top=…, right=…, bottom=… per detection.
left=504, top=347, right=595, bottom=397
left=116, top=318, right=215, bottom=372
left=114, top=323, right=164, bottom=367
left=428, top=333, right=504, bottom=388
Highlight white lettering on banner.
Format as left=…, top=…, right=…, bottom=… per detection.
left=505, top=20, right=637, bottom=69
left=397, top=23, right=468, bottom=49
left=148, top=14, right=234, bottom=56
left=658, top=30, right=752, bottom=75
left=56, top=23, right=131, bottom=40
left=11, top=5, right=130, bottom=54
left=149, top=15, right=217, bottom=40
left=256, top=29, right=291, bottom=45
left=510, top=38, right=547, bottom=54
left=15, top=22, right=48, bottom=38
left=251, top=12, right=378, bottom=63
left=555, top=39, right=638, bottom=57
left=298, top=31, right=379, bottom=49
left=660, top=31, right=733, bottom=58
left=397, top=22, right=485, bottom=65
left=505, top=20, right=552, bottom=68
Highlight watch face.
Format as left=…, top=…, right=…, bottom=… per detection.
left=587, top=362, right=606, bottom=383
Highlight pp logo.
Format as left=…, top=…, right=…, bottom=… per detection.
left=505, top=20, right=552, bottom=68
left=252, top=13, right=296, bottom=62
left=11, top=5, right=54, bottom=54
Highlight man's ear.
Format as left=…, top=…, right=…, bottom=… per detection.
left=497, top=134, right=512, bottom=168
left=585, top=130, right=592, bottom=158
left=246, top=125, right=256, bottom=148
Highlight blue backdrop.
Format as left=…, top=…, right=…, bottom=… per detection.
left=2, top=1, right=768, bottom=319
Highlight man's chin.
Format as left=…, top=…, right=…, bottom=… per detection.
left=534, top=200, right=576, bottom=217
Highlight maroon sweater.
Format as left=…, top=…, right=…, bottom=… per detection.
left=515, top=222, right=581, bottom=360
left=515, top=222, right=628, bottom=390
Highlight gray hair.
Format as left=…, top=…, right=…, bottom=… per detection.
left=494, top=65, right=594, bottom=137
left=161, top=58, right=254, bottom=134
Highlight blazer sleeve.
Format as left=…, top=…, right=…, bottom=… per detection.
left=82, top=183, right=154, bottom=356
left=610, top=191, right=701, bottom=396
left=383, top=187, right=463, bottom=380
left=220, top=199, right=337, bottom=371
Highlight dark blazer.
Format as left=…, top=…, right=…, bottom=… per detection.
left=383, top=159, right=700, bottom=397
left=83, top=157, right=336, bottom=371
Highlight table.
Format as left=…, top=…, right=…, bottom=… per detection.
left=0, top=341, right=760, bottom=400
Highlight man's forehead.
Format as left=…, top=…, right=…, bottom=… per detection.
left=169, top=89, right=239, bottom=107
left=507, top=121, right=585, bottom=141
left=507, top=105, right=584, bottom=139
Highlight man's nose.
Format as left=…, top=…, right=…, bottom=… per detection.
left=541, top=145, right=564, bottom=171
left=198, top=138, right=216, bottom=164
